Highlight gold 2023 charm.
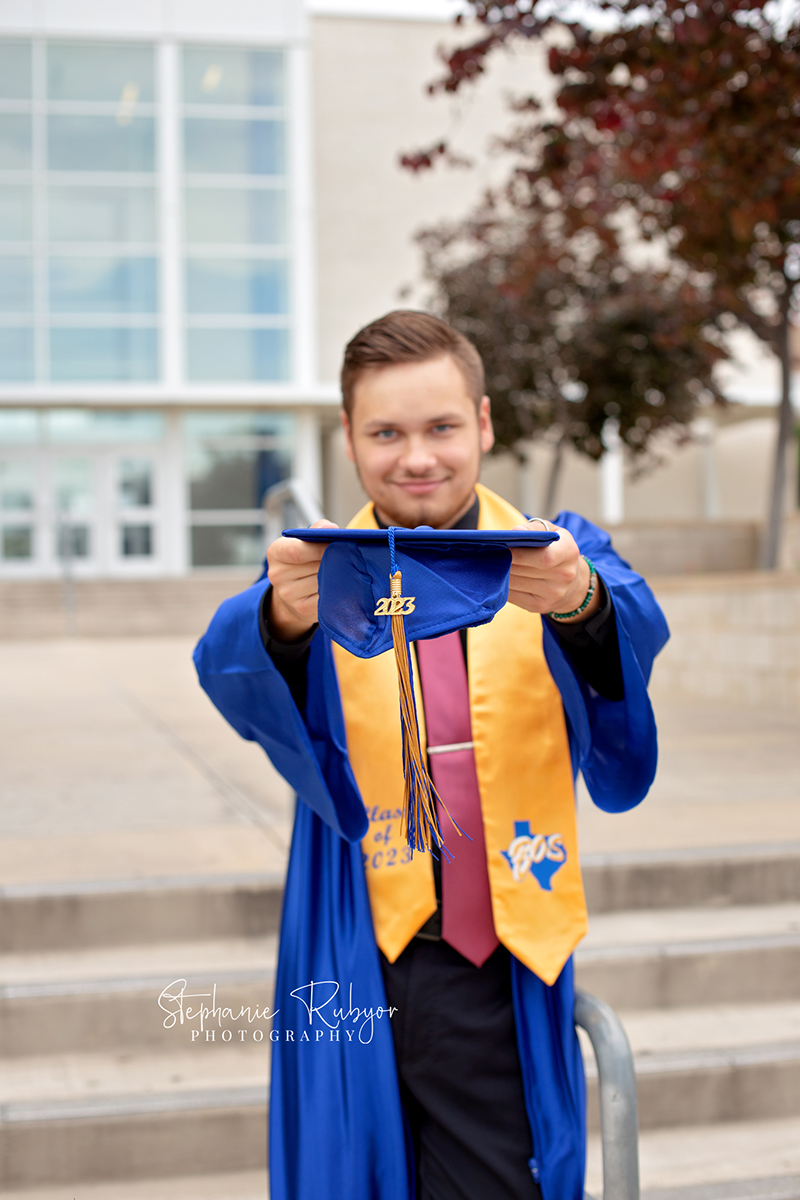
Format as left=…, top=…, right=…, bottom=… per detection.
left=374, top=595, right=416, bottom=616
left=374, top=570, right=415, bottom=617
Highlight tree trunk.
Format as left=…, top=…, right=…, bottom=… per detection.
left=762, top=290, right=795, bottom=569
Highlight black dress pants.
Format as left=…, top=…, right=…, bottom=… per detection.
left=380, top=938, right=543, bottom=1200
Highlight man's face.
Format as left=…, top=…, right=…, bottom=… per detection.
left=342, top=353, right=494, bottom=529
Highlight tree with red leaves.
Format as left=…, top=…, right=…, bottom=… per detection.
left=406, top=0, right=800, bottom=564
left=418, top=195, right=726, bottom=511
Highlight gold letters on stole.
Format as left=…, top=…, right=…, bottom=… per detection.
left=331, top=483, right=588, bottom=986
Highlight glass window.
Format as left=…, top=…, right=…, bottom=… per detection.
left=186, top=328, right=289, bottom=382
left=184, top=411, right=293, bottom=440
left=46, top=409, right=164, bottom=443
left=53, top=457, right=92, bottom=515
left=56, top=523, right=91, bottom=559
left=0, top=256, right=33, bottom=312
left=49, top=328, right=158, bottom=382
left=0, top=410, right=39, bottom=443
left=0, top=41, right=32, bottom=100
left=186, top=258, right=287, bottom=315
left=121, top=523, right=152, bottom=556
left=183, top=118, right=284, bottom=176
left=49, top=186, right=156, bottom=243
left=49, top=256, right=157, bottom=314
left=0, top=328, right=34, bottom=382
left=47, top=43, right=154, bottom=104
left=184, top=187, right=286, bottom=245
left=47, top=115, right=155, bottom=172
left=0, top=186, right=32, bottom=241
left=188, top=445, right=290, bottom=510
left=183, top=47, right=284, bottom=108
left=2, top=526, right=33, bottom=559
left=190, top=524, right=263, bottom=568
left=118, top=459, right=153, bottom=506
left=0, top=460, right=35, bottom=509
left=0, top=114, right=32, bottom=170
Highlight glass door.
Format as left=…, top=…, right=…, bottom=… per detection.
left=51, top=456, right=96, bottom=574
left=110, top=453, right=163, bottom=574
left=0, top=458, right=38, bottom=572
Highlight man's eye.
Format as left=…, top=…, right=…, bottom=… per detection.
left=375, top=429, right=397, bottom=440
left=432, top=424, right=454, bottom=434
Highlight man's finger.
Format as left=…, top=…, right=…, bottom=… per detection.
left=270, top=536, right=327, bottom=565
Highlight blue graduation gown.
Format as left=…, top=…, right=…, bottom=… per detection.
left=193, top=511, right=669, bottom=1200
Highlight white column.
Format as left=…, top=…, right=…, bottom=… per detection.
left=288, top=38, right=317, bottom=390
left=517, top=442, right=538, bottom=516
left=162, top=409, right=188, bottom=575
left=600, top=418, right=624, bottom=525
left=31, top=39, right=48, bottom=382
left=295, top=409, right=322, bottom=509
left=695, top=416, right=721, bottom=519
left=158, top=41, right=183, bottom=388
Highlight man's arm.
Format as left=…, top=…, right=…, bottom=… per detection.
left=544, top=578, right=624, bottom=701
left=508, top=517, right=624, bottom=700
left=193, top=566, right=368, bottom=844
left=542, top=510, right=670, bottom=812
left=258, top=585, right=315, bottom=712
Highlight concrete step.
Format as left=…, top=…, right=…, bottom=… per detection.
left=575, top=903, right=800, bottom=1009
left=586, top=1116, right=800, bottom=1197
left=0, top=1047, right=269, bottom=1189
left=0, top=936, right=277, bottom=1056
left=582, top=845, right=800, bottom=913
left=0, top=1103, right=267, bottom=1190
left=0, top=874, right=284, bottom=954
left=642, top=1180, right=800, bottom=1200
left=0, top=576, right=251, bottom=639
left=582, top=1001, right=800, bottom=1131
left=5, top=845, right=799, bottom=957
left=0, top=1171, right=268, bottom=1200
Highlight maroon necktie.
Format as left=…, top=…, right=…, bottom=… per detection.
left=415, top=632, right=499, bottom=967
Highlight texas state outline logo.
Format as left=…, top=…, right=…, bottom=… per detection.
left=500, top=821, right=567, bottom=891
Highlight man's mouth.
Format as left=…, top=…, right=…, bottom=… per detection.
left=391, top=478, right=447, bottom=496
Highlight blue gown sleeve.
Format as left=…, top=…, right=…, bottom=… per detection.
left=192, top=577, right=368, bottom=843
left=545, top=511, right=670, bottom=813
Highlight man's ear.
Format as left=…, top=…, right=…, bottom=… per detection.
left=341, top=408, right=356, bottom=463
left=478, top=396, right=495, bottom=454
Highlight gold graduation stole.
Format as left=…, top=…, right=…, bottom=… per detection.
left=331, top=483, right=588, bottom=986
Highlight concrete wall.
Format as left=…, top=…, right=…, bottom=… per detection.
left=311, top=15, right=549, bottom=383
left=651, top=572, right=800, bottom=711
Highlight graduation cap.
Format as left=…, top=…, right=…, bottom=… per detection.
left=283, top=524, right=559, bottom=854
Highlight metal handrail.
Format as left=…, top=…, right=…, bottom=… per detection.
left=263, top=478, right=324, bottom=548
left=575, top=987, right=640, bottom=1200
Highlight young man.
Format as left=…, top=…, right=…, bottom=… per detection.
left=195, top=311, right=668, bottom=1200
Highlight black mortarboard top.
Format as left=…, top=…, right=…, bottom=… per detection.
left=283, top=523, right=559, bottom=854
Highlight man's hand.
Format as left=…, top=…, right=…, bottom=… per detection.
left=508, top=520, right=600, bottom=624
left=266, top=518, right=339, bottom=642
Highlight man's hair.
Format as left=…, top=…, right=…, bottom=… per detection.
left=340, top=310, right=485, bottom=416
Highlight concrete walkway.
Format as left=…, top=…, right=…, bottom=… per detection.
left=1, top=636, right=799, bottom=888
left=1, top=636, right=799, bottom=1198
left=0, top=637, right=292, bottom=889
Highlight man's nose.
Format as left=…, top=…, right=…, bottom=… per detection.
left=399, top=436, right=437, bottom=474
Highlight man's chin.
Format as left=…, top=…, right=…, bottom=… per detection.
left=375, top=487, right=472, bottom=530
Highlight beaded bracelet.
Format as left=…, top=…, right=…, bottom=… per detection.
left=548, top=556, right=596, bottom=621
